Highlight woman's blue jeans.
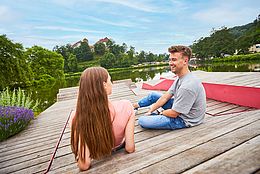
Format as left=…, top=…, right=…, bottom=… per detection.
left=138, top=92, right=187, bottom=130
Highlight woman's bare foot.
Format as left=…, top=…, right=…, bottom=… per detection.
left=132, top=103, right=140, bottom=109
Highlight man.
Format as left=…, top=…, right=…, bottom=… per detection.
left=134, top=45, right=206, bottom=130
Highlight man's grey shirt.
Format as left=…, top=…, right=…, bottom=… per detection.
left=168, top=72, right=206, bottom=127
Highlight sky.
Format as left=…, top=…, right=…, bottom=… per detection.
left=0, top=0, right=259, bottom=54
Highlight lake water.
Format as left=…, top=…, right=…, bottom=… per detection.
left=28, top=61, right=260, bottom=112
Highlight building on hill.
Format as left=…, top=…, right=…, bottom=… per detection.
left=71, top=37, right=110, bottom=52
left=249, top=44, right=260, bottom=53
left=95, top=37, right=110, bottom=45
left=71, top=37, right=89, bottom=48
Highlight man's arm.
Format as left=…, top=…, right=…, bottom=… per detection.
left=146, top=92, right=173, bottom=115
left=160, top=109, right=179, bottom=118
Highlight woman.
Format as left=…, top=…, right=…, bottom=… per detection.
left=70, top=67, right=135, bottom=171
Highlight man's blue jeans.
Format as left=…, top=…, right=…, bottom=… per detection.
left=138, top=92, right=187, bottom=130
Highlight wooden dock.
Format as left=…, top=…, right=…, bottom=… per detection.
left=0, top=71, right=259, bottom=174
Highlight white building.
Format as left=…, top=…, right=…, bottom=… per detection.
left=249, top=44, right=260, bottom=53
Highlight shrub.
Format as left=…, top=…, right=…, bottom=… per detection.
left=0, top=106, right=34, bottom=141
left=0, top=88, right=39, bottom=112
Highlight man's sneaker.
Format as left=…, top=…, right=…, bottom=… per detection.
left=153, top=108, right=163, bottom=115
left=134, top=108, right=138, bottom=114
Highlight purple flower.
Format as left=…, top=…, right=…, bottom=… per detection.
left=0, top=106, right=34, bottom=141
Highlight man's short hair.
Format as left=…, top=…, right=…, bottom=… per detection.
left=168, top=45, right=192, bottom=60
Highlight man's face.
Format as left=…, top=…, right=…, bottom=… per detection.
left=168, top=52, right=188, bottom=75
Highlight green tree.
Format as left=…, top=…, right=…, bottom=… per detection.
left=236, top=19, right=260, bottom=54
left=127, top=46, right=138, bottom=65
left=25, top=46, right=64, bottom=81
left=192, top=17, right=260, bottom=58
left=67, top=53, right=78, bottom=72
left=146, top=52, right=155, bottom=62
left=53, top=44, right=75, bottom=72
left=94, top=42, right=106, bottom=55
left=106, top=39, right=115, bottom=51
left=0, top=35, right=32, bottom=89
left=110, top=44, right=123, bottom=56
left=100, top=53, right=116, bottom=68
left=122, top=43, right=128, bottom=53
left=137, top=51, right=146, bottom=63
left=192, top=27, right=235, bottom=58
left=210, top=27, right=236, bottom=57
left=74, top=42, right=93, bottom=62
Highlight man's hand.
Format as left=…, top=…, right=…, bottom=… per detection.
left=144, top=111, right=152, bottom=116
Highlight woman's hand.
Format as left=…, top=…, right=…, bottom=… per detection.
left=125, top=113, right=135, bottom=153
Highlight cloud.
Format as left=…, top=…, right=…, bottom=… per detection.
left=90, top=0, right=160, bottom=13
left=169, top=0, right=189, bottom=11
left=53, top=0, right=160, bottom=12
left=12, top=34, right=108, bottom=49
left=192, top=4, right=259, bottom=27
left=0, top=5, right=18, bottom=23
left=33, top=26, right=105, bottom=33
left=86, top=15, right=136, bottom=27
left=52, top=0, right=78, bottom=8
left=0, top=28, right=14, bottom=35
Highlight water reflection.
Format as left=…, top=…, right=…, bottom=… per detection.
left=25, top=80, right=66, bottom=112
left=189, top=61, right=260, bottom=72
left=110, top=66, right=171, bottom=83
left=28, top=66, right=171, bottom=112
left=27, top=61, right=260, bottom=112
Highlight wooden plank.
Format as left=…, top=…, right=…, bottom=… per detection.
left=0, top=87, right=137, bottom=148
left=50, top=110, right=259, bottom=173
left=183, top=135, right=260, bottom=174
left=58, top=83, right=134, bottom=101
left=0, top=83, right=137, bottom=173
left=85, top=111, right=260, bottom=173
left=1, top=73, right=259, bottom=173
left=48, top=100, right=244, bottom=171
left=135, top=120, right=260, bottom=174
left=9, top=104, right=242, bottom=173
left=0, top=97, right=242, bottom=170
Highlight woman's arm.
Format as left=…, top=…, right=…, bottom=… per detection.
left=124, top=113, right=135, bottom=153
left=77, top=142, right=91, bottom=171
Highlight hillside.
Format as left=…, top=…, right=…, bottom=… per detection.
left=229, top=22, right=255, bottom=38
left=192, top=15, right=260, bottom=58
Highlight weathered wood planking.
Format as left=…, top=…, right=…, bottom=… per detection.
left=0, top=71, right=259, bottom=174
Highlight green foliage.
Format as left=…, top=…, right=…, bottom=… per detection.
left=192, top=27, right=236, bottom=58
left=100, top=52, right=116, bottom=68
left=211, top=53, right=260, bottom=62
left=67, top=53, right=78, bottom=72
left=192, top=17, right=260, bottom=58
left=73, top=41, right=93, bottom=62
left=236, top=19, right=260, bottom=54
left=0, top=35, right=32, bottom=90
left=25, top=46, right=65, bottom=81
left=32, top=74, right=56, bottom=87
left=94, top=42, right=106, bottom=55
left=53, top=38, right=167, bottom=72
left=137, top=51, right=147, bottom=63
left=0, top=88, right=39, bottom=111
left=77, top=59, right=101, bottom=71
left=53, top=44, right=77, bottom=73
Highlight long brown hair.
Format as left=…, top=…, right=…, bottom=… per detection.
left=71, top=67, right=114, bottom=161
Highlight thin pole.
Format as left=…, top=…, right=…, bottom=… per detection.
left=45, top=110, right=72, bottom=173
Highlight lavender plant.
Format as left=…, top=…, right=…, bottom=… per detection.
left=0, top=88, right=39, bottom=111
left=0, top=106, right=34, bottom=141
left=0, top=88, right=38, bottom=141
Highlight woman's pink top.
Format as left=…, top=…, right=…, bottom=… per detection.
left=69, top=99, right=134, bottom=148
left=109, top=100, right=134, bottom=147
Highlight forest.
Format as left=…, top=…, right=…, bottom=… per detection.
left=1, top=17, right=259, bottom=90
